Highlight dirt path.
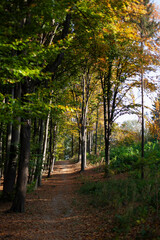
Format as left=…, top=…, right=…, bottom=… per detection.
left=0, top=161, right=111, bottom=240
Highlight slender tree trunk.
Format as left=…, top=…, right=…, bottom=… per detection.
left=3, top=83, right=21, bottom=198
left=91, top=131, right=94, bottom=151
left=34, top=119, right=44, bottom=188
left=141, top=41, right=144, bottom=179
left=87, top=132, right=91, bottom=154
left=103, top=94, right=110, bottom=165
left=81, top=122, right=87, bottom=171
left=81, top=76, right=86, bottom=171
left=47, top=118, right=53, bottom=178
left=95, top=106, right=99, bottom=155
left=81, top=74, right=88, bottom=171
left=78, top=130, right=81, bottom=163
left=71, top=134, right=74, bottom=158
left=4, top=123, right=12, bottom=180
left=81, top=69, right=91, bottom=171
left=51, top=124, right=57, bottom=172
left=38, top=111, right=50, bottom=186
left=28, top=117, right=39, bottom=184
left=101, top=63, right=112, bottom=166
left=51, top=139, right=57, bottom=173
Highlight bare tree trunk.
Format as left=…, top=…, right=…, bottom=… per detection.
left=48, top=118, right=53, bottom=178
left=38, top=111, right=50, bottom=186
left=103, top=94, right=110, bottom=165
left=81, top=120, right=87, bottom=171
left=4, top=123, right=12, bottom=181
left=3, top=83, right=21, bottom=198
left=101, top=63, right=113, bottom=166
left=87, top=132, right=91, bottom=155
left=71, top=134, right=74, bottom=158
left=34, top=119, right=44, bottom=188
left=11, top=119, right=31, bottom=212
left=78, top=131, right=81, bottom=163
left=141, top=41, right=144, bottom=179
left=10, top=80, right=31, bottom=213
left=81, top=75, right=88, bottom=171
left=3, top=123, right=20, bottom=197
left=95, top=106, right=99, bottom=155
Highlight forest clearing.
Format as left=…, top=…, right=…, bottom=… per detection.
left=1, top=159, right=160, bottom=240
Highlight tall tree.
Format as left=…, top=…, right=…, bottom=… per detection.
left=136, top=0, right=160, bottom=178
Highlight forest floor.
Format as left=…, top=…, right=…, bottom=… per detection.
left=0, top=160, right=159, bottom=240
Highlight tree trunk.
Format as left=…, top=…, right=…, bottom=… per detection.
left=102, top=92, right=111, bottom=165
left=47, top=119, right=53, bottom=178
left=78, top=131, right=81, bottom=163
left=11, top=119, right=31, bottom=212
left=3, top=83, right=21, bottom=198
left=81, top=121, right=87, bottom=171
left=87, top=132, right=91, bottom=155
left=71, top=134, right=74, bottom=158
left=38, top=111, right=50, bottom=186
left=3, top=124, right=21, bottom=198
left=34, top=119, right=44, bottom=188
left=81, top=75, right=88, bottom=171
left=95, top=106, right=99, bottom=155
left=28, top=117, right=38, bottom=184
left=141, top=41, right=144, bottom=179
left=10, top=79, right=31, bottom=213
left=4, top=123, right=12, bottom=180
left=101, top=64, right=112, bottom=166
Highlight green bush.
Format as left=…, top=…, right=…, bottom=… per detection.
left=110, top=141, right=160, bottom=174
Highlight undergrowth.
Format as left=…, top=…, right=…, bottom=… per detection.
left=79, top=174, right=160, bottom=237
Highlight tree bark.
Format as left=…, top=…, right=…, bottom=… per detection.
left=81, top=120, right=87, bottom=171
left=3, top=83, right=21, bottom=198
left=11, top=119, right=31, bottom=212
left=47, top=118, right=53, bottom=178
left=4, top=123, right=12, bottom=180
left=103, top=93, right=110, bottom=165
left=78, top=131, right=82, bottom=163
left=141, top=41, right=144, bottom=179
left=87, top=132, right=91, bottom=155
left=95, top=106, right=99, bottom=155
left=48, top=122, right=57, bottom=177
left=38, top=111, right=50, bottom=186
left=34, top=119, right=44, bottom=188
left=10, top=80, right=31, bottom=213
left=81, top=73, right=89, bottom=171
left=71, top=134, right=74, bottom=158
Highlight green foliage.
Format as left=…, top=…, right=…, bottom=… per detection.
left=87, top=152, right=104, bottom=165
left=109, top=141, right=160, bottom=174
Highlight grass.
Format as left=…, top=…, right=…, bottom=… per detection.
left=79, top=175, right=160, bottom=236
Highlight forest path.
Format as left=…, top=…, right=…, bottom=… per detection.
left=0, top=160, right=110, bottom=240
